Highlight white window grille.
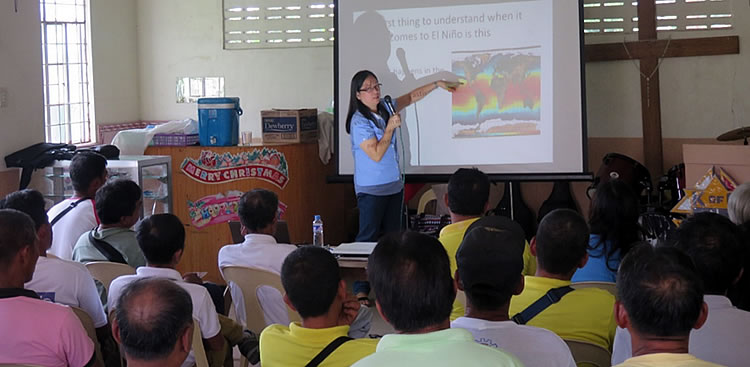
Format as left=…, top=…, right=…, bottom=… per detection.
left=40, top=0, right=94, bottom=145
left=223, top=0, right=335, bottom=49
left=176, top=77, right=226, bottom=103
left=583, top=0, right=733, bottom=35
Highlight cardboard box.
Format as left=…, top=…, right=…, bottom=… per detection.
left=261, top=109, right=318, bottom=143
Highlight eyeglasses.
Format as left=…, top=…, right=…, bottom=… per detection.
left=359, top=83, right=382, bottom=93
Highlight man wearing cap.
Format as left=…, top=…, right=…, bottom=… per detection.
left=452, top=216, right=576, bottom=367
left=508, top=209, right=617, bottom=351
left=438, top=168, right=536, bottom=320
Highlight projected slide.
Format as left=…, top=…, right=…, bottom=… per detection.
left=452, top=48, right=541, bottom=138
left=337, top=0, right=585, bottom=176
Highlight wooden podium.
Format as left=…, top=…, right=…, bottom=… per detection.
left=146, top=143, right=355, bottom=284
left=683, top=144, right=750, bottom=185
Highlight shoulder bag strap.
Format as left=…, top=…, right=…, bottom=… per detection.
left=305, top=336, right=353, bottom=367
left=50, top=197, right=90, bottom=226
left=511, top=285, right=575, bottom=325
left=87, top=230, right=127, bottom=264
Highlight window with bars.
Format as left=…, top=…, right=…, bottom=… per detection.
left=583, top=0, right=733, bottom=35
left=223, top=0, right=335, bottom=49
left=40, top=0, right=94, bottom=145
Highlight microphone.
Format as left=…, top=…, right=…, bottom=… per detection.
left=384, top=95, right=396, bottom=116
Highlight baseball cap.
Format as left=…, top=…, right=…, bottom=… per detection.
left=456, top=216, right=525, bottom=297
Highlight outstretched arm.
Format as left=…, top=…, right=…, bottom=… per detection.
left=395, top=80, right=461, bottom=112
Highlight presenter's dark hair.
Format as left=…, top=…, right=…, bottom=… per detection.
left=281, top=246, right=341, bottom=318
left=589, top=179, right=641, bottom=272
left=69, top=151, right=108, bottom=193
left=96, top=179, right=142, bottom=225
left=1, top=190, right=48, bottom=230
left=617, top=243, right=704, bottom=337
left=345, top=70, right=390, bottom=134
left=238, top=189, right=278, bottom=233
left=675, top=212, right=743, bottom=295
left=535, top=209, right=589, bottom=275
left=115, top=277, right=193, bottom=360
left=447, top=168, right=490, bottom=216
left=136, top=214, right=185, bottom=265
left=0, top=209, right=37, bottom=267
left=368, top=231, right=455, bottom=332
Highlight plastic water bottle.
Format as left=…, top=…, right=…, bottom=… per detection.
left=312, top=215, right=324, bottom=246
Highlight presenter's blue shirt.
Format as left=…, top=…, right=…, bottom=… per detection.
left=571, top=234, right=620, bottom=283
left=350, top=105, right=402, bottom=195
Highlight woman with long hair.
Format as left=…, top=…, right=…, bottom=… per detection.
left=346, top=70, right=458, bottom=242
left=572, top=179, right=641, bottom=283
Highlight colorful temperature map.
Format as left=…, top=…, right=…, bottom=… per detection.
left=451, top=48, right=541, bottom=138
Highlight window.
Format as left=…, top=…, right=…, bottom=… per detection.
left=223, top=0, right=335, bottom=49
left=176, top=77, right=226, bottom=103
left=583, top=0, right=733, bottom=35
left=40, top=0, right=94, bottom=144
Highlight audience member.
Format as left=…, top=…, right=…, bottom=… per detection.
left=112, top=278, right=193, bottom=367
left=613, top=244, right=720, bottom=367
left=72, top=179, right=146, bottom=268
left=260, top=246, right=378, bottom=366
left=219, top=188, right=296, bottom=327
left=47, top=151, right=108, bottom=259
left=613, top=213, right=750, bottom=366
left=509, top=208, right=616, bottom=350
left=0, top=209, right=98, bottom=367
left=2, top=189, right=114, bottom=363
left=573, top=179, right=640, bottom=283
left=728, top=182, right=750, bottom=311
left=451, top=218, right=576, bottom=367
left=353, top=231, right=523, bottom=366
left=438, top=168, right=535, bottom=320
left=108, top=213, right=258, bottom=367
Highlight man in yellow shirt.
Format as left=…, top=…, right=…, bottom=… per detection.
left=259, top=246, right=377, bottom=367
left=613, top=244, right=720, bottom=367
left=509, top=209, right=616, bottom=350
left=438, top=168, right=535, bottom=320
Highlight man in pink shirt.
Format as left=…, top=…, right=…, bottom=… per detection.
left=0, top=209, right=97, bottom=367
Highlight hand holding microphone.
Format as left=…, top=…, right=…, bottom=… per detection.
left=383, top=95, right=401, bottom=133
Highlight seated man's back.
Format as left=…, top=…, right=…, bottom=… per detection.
left=261, top=323, right=376, bottom=367
left=25, top=255, right=108, bottom=328
left=509, top=276, right=616, bottom=349
left=0, top=291, right=95, bottom=367
left=109, top=269, right=220, bottom=367
left=218, top=189, right=297, bottom=326
left=72, top=179, right=146, bottom=268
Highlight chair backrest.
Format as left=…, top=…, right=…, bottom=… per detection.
left=85, top=261, right=136, bottom=292
left=220, top=265, right=300, bottom=334
left=564, top=339, right=612, bottom=367
left=191, top=318, right=209, bottom=367
left=417, top=188, right=437, bottom=215
left=70, top=306, right=105, bottom=367
left=571, top=281, right=617, bottom=298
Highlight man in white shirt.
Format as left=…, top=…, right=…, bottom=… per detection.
left=612, top=213, right=750, bottom=367
left=451, top=217, right=576, bottom=367
left=612, top=244, right=719, bottom=367
left=109, top=213, right=259, bottom=367
left=2, top=189, right=107, bottom=330
left=218, top=189, right=297, bottom=327
left=219, top=188, right=372, bottom=338
left=47, top=151, right=108, bottom=260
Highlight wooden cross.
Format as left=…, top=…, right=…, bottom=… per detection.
left=584, top=0, right=739, bottom=180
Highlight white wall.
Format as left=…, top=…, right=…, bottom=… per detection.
left=132, top=0, right=748, bottom=140
left=586, top=0, right=750, bottom=139
left=0, top=1, right=45, bottom=169
left=90, top=0, right=140, bottom=124
left=136, top=0, right=333, bottom=137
